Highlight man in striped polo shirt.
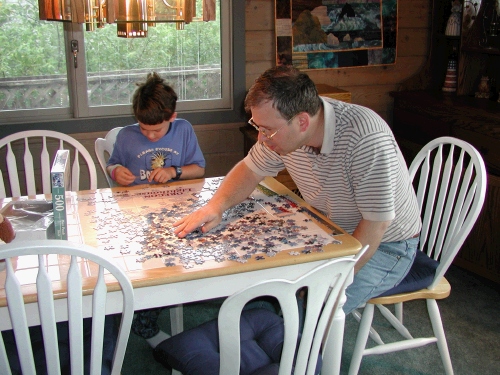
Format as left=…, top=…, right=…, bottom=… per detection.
left=174, top=65, right=421, bottom=314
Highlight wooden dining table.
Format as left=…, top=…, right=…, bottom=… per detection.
left=0, top=176, right=361, bottom=332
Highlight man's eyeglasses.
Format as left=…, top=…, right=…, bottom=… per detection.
left=248, top=115, right=296, bottom=140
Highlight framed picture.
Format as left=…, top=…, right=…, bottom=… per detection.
left=275, top=0, right=398, bottom=70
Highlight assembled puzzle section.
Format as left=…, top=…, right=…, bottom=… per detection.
left=75, top=178, right=345, bottom=270
left=51, top=150, right=70, bottom=240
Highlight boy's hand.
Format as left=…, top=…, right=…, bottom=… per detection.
left=149, top=167, right=175, bottom=184
left=114, top=166, right=136, bottom=186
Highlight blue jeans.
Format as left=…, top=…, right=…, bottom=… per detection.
left=343, top=237, right=418, bottom=314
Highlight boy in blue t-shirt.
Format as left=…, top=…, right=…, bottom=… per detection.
left=107, top=72, right=205, bottom=348
left=107, top=72, right=205, bottom=186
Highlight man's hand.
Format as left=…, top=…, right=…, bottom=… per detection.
left=114, top=166, right=136, bottom=186
left=149, top=167, right=175, bottom=184
left=173, top=160, right=264, bottom=238
left=173, top=204, right=223, bottom=238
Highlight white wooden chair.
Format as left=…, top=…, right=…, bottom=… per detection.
left=0, top=239, right=134, bottom=375
left=94, top=127, right=123, bottom=188
left=0, top=130, right=98, bottom=198
left=349, top=137, right=487, bottom=375
left=155, top=246, right=368, bottom=375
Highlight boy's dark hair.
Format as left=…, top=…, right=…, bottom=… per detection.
left=132, top=72, right=178, bottom=125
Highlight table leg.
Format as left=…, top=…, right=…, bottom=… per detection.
left=169, top=305, right=184, bottom=375
left=169, top=304, right=184, bottom=336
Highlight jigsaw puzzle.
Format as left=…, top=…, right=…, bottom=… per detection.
left=69, top=178, right=344, bottom=270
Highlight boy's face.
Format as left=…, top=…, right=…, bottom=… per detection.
left=139, top=113, right=177, bottom=142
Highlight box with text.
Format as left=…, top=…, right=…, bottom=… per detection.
left=51, top=150, right=70, bottom=240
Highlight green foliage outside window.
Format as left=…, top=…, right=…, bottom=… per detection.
left=0, top=0, right=66, bottom=77
left=0, top=0, right=221, bottom=78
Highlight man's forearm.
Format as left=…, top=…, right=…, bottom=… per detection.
left=352, top=219, right=391, bottom=272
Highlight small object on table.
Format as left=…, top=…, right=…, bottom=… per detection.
left=475, top=76, right=491, bottom=99
left=0, top=213, right=15, bottom=270
left=442, top=49, right=458, bottom=93
left=445, top=0, right=462, bottom=36
left=0, top=214, right=15, bottom=243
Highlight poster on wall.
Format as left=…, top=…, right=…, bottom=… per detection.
left=276, top=0, right=398, bottom=70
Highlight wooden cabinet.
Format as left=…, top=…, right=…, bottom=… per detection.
left=457, top=0, right=500, bottom=97
left=392, top=91, right=500, bottom=284
left=403, top=0, right=499, bottom=98
left=391, top=0, right=500, bottom=283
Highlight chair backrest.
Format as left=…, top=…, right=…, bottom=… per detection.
left=408, top=136, right=487, bottom=289
left=94, top=127, right=123, bottom=188
left=0, top=239, right=134, bottom=375
left=218, top=246, right=368, bottom=375
left=0, top=130, right=98, bottom=198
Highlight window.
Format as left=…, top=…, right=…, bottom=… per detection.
left=0, top=0, right=232, bottom=124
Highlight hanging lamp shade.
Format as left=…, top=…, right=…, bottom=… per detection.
left=37, top=0, right=214, bottom=37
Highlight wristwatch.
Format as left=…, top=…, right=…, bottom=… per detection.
left=173, top=166, right=182, bottom=180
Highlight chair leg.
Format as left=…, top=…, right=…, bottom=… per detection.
left=427, top=299, right=454, bottom=375
left=348, top=304, right=375, bottom=375
left=394, top=302, right=403, bottom=323
left=352, top=309, right=385, bottom=345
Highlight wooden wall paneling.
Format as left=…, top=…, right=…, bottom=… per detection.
left=203, top=152, right=243, bottom=177
left=397, top=28, right=429, bottom=57
left=245, top=0, right=274, bottom=31
left=309, top=56, right=427, bottom=87
left=245, top=30, right=275, bottom=62
left=397, top=0, right=431, bottom=29
left=194, top=124, right=245, bottom=158
left=347, top=83, right=400, bottom=117
left=246, top=61, right=275, bottom=88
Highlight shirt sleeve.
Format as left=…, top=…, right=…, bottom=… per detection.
left=180, top=121, right=206, bottom=168
left=243, top=142, right=286, bottom=177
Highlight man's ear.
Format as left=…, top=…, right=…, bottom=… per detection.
left=297, top=113, right=309, bottom=132
left=169, top=112, right=178, bottom=122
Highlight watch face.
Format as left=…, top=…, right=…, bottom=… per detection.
left=176, top=167, right=182, bottom=178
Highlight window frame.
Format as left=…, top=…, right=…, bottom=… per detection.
left=0, top=0, right=245, bottom=131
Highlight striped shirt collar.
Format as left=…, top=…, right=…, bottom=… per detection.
left=319, top=96, right=336, bottom=155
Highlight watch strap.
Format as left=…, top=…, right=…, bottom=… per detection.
left=173, top=166, right=182, bottom=180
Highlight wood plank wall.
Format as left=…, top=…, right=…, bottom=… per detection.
left=245, top=0, right=432, bottom=124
